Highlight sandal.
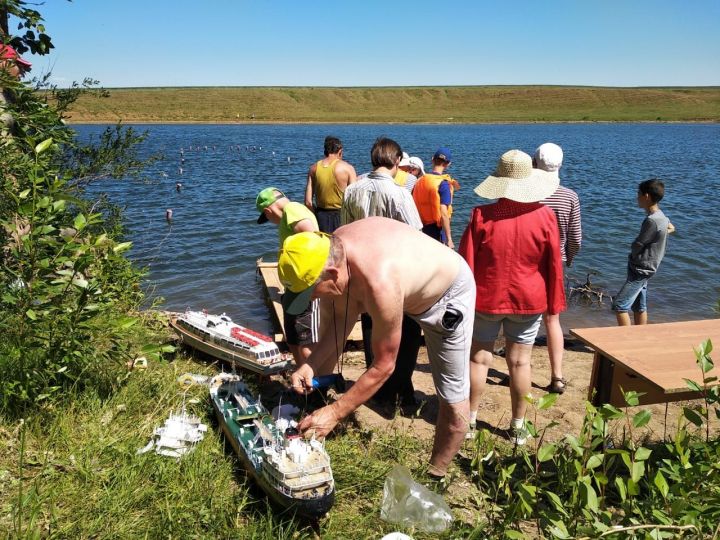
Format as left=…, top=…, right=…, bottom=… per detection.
left=549, top=377, right=567, bottom=394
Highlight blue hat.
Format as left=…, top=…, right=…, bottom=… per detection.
left=433, top=147, right=452, bottom=162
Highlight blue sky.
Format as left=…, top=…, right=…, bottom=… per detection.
left=19, top=0, right=720, bottom=88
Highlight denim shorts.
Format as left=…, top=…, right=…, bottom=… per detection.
left=473, top=312, right=543, bottom=345
left=612, top=273, right=649, bottom=313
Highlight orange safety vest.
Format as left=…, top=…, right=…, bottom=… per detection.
left=394, top=169, right=409, bottom=188
left=412, top=173, right=454, bottom=226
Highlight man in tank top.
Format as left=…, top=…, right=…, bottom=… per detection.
left=305, top=136, right=357, bottom=233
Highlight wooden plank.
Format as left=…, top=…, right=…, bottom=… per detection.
left=257, top=260, right=362, bottom=343
left=572, top=320, right=720, bottom=395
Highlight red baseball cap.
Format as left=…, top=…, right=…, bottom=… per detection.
left=0, top=44, right=32, bottom=70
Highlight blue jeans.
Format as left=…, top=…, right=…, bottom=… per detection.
left=612, top=271, right=649, bottom=313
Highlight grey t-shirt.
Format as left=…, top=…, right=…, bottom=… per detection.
left=629, top=209, right=669, bottom=277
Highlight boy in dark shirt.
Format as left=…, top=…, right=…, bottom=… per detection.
left=612, top=179, right=670, bottom=326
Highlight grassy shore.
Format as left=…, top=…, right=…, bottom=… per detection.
left=63, top=85, right=720, bottom=123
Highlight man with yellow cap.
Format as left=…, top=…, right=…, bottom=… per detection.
left=280, top=217, right=475, bottom=482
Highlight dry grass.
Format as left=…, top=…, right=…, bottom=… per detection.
left=62, top=85, right=720, bottom=123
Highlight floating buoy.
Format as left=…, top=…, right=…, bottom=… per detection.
left=179, top=166, right=183, bottom=175
left=166, top=209, right=173, bottom=221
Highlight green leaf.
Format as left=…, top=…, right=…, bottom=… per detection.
left=631, top=460, right=645, bottom=483
left=623, top=389, right=640, bottom=406
left=627, top=477, right=640, bottom=496
left=684, top=378, right=703, bottom=392
left=586, top=453, right=604, bottom=469
left=699, top=354, right=714, bottom=375
left=113, top=241, right=133, bottom=254
left=538, top=392, right=559, bottom=410
left=633, top=410, right=652, bottom=428
left=683, top=406, right=704, bottom=426
left=695, top=338, right=713, bottom=357
left=34, top=137, right=53, bottom=154
left=504, top=531, right=526, bottom=540
left=115, top=317, right=138, bottom=330
left=579, top=481, right=599, bottom=511
left=71, top=276, right=88, bottom=289
left=614, top=476, right=627, bottom=501
left=25, top=309, right=37, bottom=320
left=73, top=213, right=87, bottom=230
left=635, top=447, right=652, bottom=461
left=599, top=404, right=624, bottom=420
left=538, top=443, right=557, bottom=462
left=545, top=491, right=569, bottom=517
left=19, top=189, right=30, bottom=199
left=654, top=470, right=669, bottom=498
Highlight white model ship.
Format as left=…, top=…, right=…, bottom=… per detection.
left=170, top=309, right=292, bottom=375
left=138, top=408, right=208, bottom=458
left=209, top=374, right=334, bottom=518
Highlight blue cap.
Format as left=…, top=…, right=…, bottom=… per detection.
left=433, top=147, right=452, bottom=162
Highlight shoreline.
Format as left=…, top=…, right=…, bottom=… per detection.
left=66, top=119, right=720, bottom=125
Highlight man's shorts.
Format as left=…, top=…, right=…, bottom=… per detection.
left=407, top=260, right=475, bottom=404
left=315, top=208, right=341, bottom=234
left=284, top=298, right=319, bottom=346
left=612, top=271, right=649, bottom=313
left=473, top=313, right=543, bottom=345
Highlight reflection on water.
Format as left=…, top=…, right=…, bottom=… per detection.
left=80, top=123, right=720, bottom=334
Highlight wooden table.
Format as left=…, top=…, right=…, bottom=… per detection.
left=570, top=320, right=720, bottom=407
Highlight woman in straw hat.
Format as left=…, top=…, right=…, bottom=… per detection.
left=458, top=149, right=566, bottom=445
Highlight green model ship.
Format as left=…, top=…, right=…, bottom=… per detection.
left=209, top=374, right=335, bottom=518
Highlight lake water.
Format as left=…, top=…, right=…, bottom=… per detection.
left=78, top=123, right=720, bottom=335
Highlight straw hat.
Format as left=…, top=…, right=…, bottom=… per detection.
left=474, top=149, right=559, bottom=202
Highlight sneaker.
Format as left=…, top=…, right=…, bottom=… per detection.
left=509, top=423, right=530, bottom=446
left=465, top=422, right=477, bottom=440
left=423, top=473, right=450, bottom=493
left=399, top=396, right=425, bottom=418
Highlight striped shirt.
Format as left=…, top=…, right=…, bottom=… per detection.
left=541, top=185, right=582, bottom=266
left=341, top=171, right=423, bottom=229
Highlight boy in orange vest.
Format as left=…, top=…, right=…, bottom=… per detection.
left=412, top=147, right=460, bottom=248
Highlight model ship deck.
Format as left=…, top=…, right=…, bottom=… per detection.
left=210, top=374, right=334, bottom=518
left=170, top=310, right=293, bottom=375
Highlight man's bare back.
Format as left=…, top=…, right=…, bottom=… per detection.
left=337, top=217, right=460, bottom=315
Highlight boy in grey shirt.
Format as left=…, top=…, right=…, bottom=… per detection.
left=612, top=179, right=670, bottom=326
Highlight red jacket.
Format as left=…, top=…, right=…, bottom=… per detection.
left=458, top=199, right=566, bottom=315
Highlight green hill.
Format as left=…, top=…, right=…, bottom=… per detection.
left=65, top=85, right=720, bottom=123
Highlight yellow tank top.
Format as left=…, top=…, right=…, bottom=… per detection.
left=394, top=169, right=408, bottom=187
left=314, top=159, right=343, bottom=209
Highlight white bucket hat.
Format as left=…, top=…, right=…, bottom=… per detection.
left=474, top=149, right=559, bottom=203
left=408, top=156, right=425, bottom=176
left=534, top=142, right=563, bottom=177
left=398, top=151, right=411, bottom=168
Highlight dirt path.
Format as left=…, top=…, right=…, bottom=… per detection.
left=336, top=339, right=698, bottom=445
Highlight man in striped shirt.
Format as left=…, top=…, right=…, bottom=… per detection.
left=341, top=137, right=424, bottom=414
left=534, top=142, right=582, bottom=395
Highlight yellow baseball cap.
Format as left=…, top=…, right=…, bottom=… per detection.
left=278, top=232, right=331, bottom=315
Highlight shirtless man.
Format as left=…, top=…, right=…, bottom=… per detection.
left=305, top=136, right=357, bottom=233
left=280, top=217, right=475, bottom=479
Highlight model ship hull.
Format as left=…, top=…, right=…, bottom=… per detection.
left=210, top=376, right=334, bottom=519
left=170, top=311, right=292, bottom=376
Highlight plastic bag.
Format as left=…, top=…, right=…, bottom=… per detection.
left=380, top=464, right=453, bottom=533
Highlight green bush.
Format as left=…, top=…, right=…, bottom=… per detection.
left=1, top=8, right=156, bottom=415
left=465, top=340, right=720, bottom=539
